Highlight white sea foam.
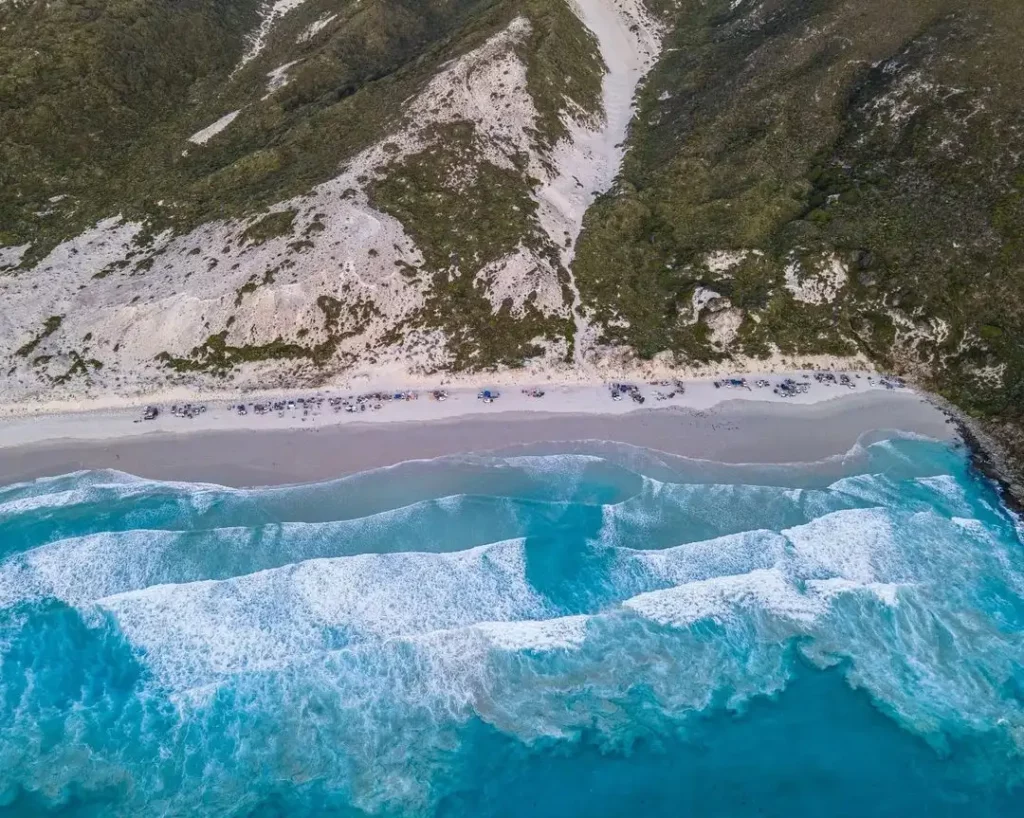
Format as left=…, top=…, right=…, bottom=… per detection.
left=294, top=539, right=546, bottom=637
left=472, top=615, right=589, bottom=652
left=618, top=508, right=921, bottom=630
left=915, top=474, right=975, bottom=515
left=0, top=491, right=526, bottom=605
left=3, top=438, right=1024, bottom=818
left=951, top=516, right=989, bottom=535
left=612, top=529, right=787, bottom=593
left=1, top=498, right=943, bottom=686
left=624, top=568, right=826, bottom=627
left=3, top=468, right=148, bottom=489
left=3, top=448, right=1022, bottom=793
left=805, top=577, right=904, bottom=606
left=26, top=514, right=895, bottom=694
left=0, top=474, right=229, bottom=519
left=495, top=452, right=610, bottom=496
left=0, top=487, right=104, bottom=518
left=499, top=453, right=607, bottom=471
left=783, top=507, right=905, bottom=584
left=828, top=473, right=904, bottom=506
left=594, top=476, right=864, bottom=553
left=96, top=539, right=552, bottom=684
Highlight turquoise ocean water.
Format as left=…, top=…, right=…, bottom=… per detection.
left=1, top=434, right=1023, bottom=816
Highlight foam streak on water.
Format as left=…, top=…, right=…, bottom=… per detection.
left=0, top=435, right=1023, bottom=817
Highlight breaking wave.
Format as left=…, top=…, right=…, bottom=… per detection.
left=1, top=436, right=1022, bottom=816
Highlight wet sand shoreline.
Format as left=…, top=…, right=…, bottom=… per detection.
left=0, top=390, right=955, bottom=488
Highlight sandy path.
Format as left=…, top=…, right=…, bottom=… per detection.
left=535, top=0, right=662, bottom=363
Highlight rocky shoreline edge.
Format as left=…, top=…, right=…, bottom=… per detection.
left=928, top=393, right=1024, bottom=517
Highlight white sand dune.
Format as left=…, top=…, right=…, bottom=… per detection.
left=0, top=0, right=665, bottom=408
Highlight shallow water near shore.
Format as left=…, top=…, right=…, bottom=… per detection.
left=1, top=435, right=1023, bottom=816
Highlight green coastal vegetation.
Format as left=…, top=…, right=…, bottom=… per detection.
left=14, top=315, right=64, bottom=358
left=574, top=0, right=1024, bottom=471
left=367, top=121, right=572, bottom=368
left=0, top=0, right=604, bottom=264
left=0, top=0, right=519, bottom=263
left=155, top=291, right=379, bottom=373
left=1, top=0, right=596, bottom=371
left=1, top=0, right=1022, bottom=481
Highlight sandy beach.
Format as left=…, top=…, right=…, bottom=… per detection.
left=0, top=372, right=955, bottom=487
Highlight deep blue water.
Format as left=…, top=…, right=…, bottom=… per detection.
left=0, top=435, right=1023, bottom=816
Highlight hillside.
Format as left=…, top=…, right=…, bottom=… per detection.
left=1, top=0, right=658, bottom=387
left=1, top=0, right=1022, bottom=480
left=573, top=0, right=1024, bottom=487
